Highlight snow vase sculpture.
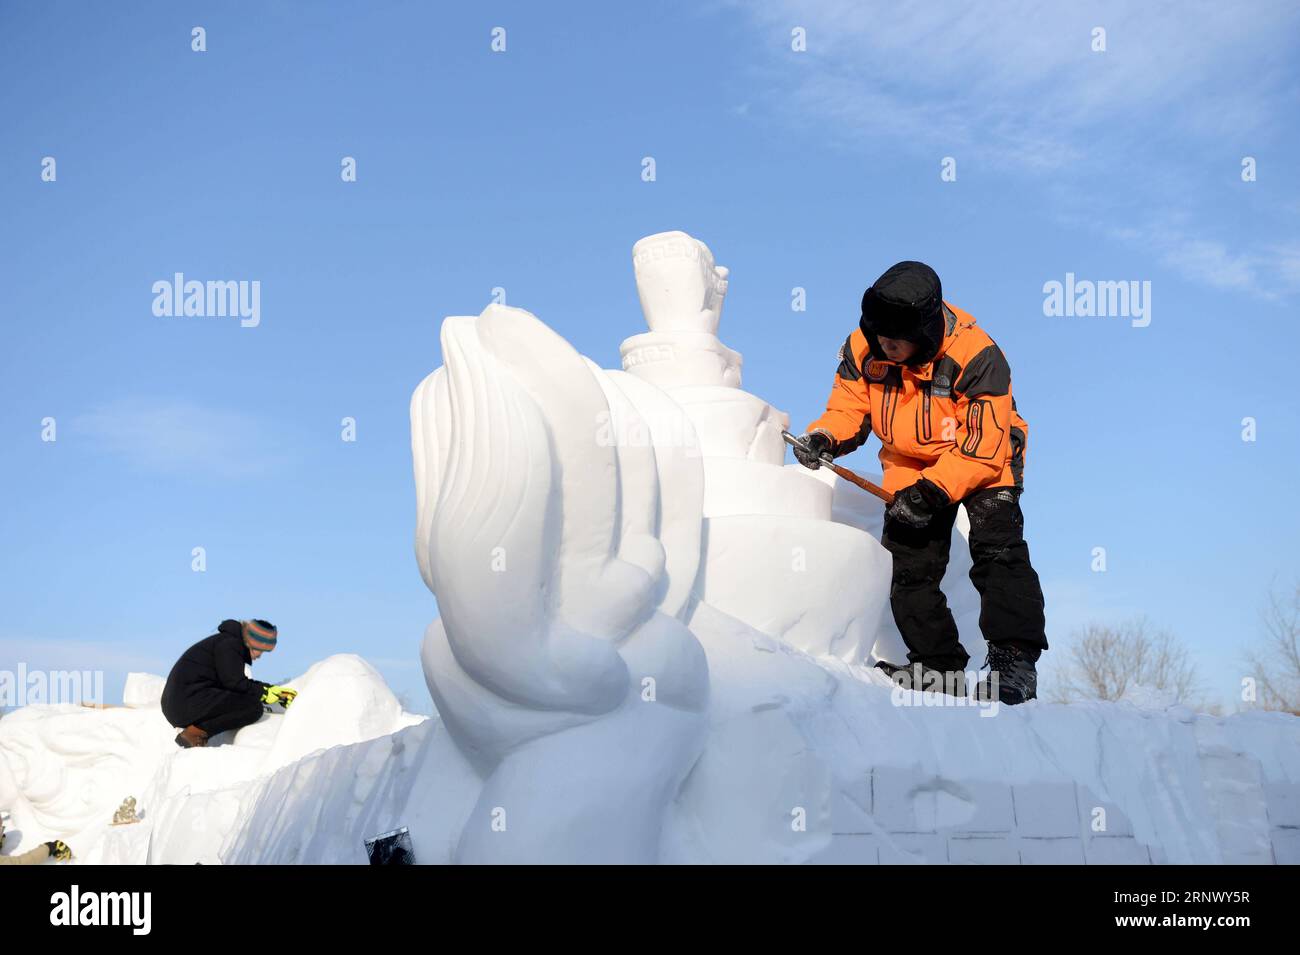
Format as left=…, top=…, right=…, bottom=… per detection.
left=621, top=230, right=739, bottom=388
left=410, top=303, right=711, bottom=863
left=621, top=233, right=900, bottom=662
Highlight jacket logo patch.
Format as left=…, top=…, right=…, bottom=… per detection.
left=932, top=374, right=951, bottom=397
left=865, top=360, right=888, bottom=381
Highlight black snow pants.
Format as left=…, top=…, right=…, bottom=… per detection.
left=162, top=689, right=264, bottom=737
left=881, top=485, right=1047, bottom=671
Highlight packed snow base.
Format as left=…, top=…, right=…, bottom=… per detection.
left=2, top=649, right=1297, bottom=864
left=3, top=230, right=1297, bottom=864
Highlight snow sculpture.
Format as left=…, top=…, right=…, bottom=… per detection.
left=411, top=230, right=915, bottom=861
left=618, top=231, right=979, bottom=664
left=410, top=302, right=711, bottom=864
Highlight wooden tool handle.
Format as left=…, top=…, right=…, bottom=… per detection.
left=781, top=429, right=894, bottom=505
left=824, top=459, right=895, bottom=505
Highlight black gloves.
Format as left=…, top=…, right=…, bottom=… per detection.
left=792, top=430, right=833, bottom=470
left=885, top=478, right=950, bottom=528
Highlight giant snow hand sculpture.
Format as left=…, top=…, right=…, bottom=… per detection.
left=410, top=303, right=709, bottom=864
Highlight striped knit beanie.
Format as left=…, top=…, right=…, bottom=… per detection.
left=242, top=618, right=278, bottom=652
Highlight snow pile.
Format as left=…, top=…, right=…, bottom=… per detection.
left=4, top=639, right=1296, bottom=864
left=3, top=229, right=1297, bottom=865
left=122, top=672, right=166, bottom=708
left=0, top=654, right=424, bottom=864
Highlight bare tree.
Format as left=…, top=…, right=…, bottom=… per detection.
left=1242, top=582, right=1300, bottom=714
left=1047, top=617, right=1204, bottom=706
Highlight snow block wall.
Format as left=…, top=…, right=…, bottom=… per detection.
left=803, top=687, right=1300, bottom=865
left=2, top=229, right=1297, bottom=865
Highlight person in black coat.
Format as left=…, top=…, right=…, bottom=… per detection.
left=161, top=619, right=291, bottom=748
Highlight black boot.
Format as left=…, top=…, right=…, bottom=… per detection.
left=875, top=660, right=968, bottom=697
left=975, top=645, right=1037, bottom=705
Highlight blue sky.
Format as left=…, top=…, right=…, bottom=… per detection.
left=2, top=1, right=1298, bottom=712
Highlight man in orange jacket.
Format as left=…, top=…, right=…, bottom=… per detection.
left=793, top=261, right=1046, bottom=704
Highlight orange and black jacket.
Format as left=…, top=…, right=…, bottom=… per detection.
left=806, top=301, right=1027, bottom=501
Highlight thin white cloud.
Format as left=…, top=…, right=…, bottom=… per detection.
left=1099, top=220, right=1300, bottom=299
left=731, top=0, right=1300, bottom=298
left=739, top=0, right=1299, bottom=168
left=73, top=398, right=291, bottom=478
left=1268, top=242, right=1300, bottom=289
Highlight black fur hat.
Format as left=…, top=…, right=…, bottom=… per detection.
left=859, top=261, right=945, bottom=365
